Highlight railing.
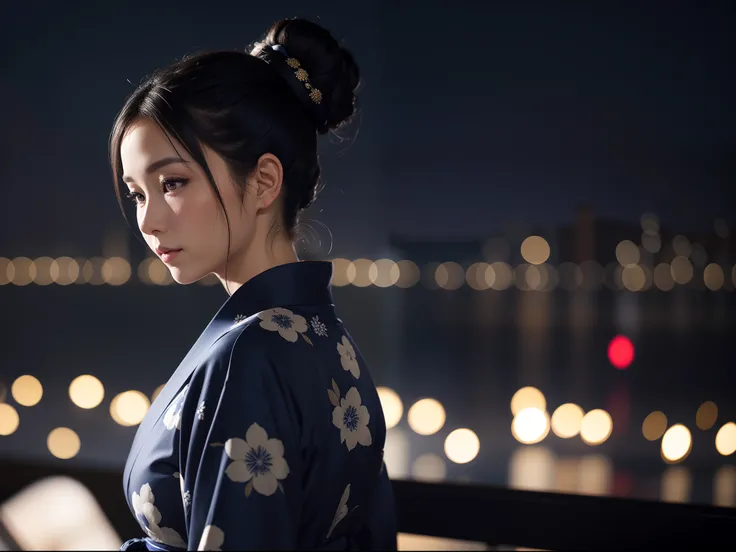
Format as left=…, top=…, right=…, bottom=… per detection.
left=1, top=459, right=734, bottom=550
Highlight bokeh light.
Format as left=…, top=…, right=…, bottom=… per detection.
left=11, top=375, right=43, bottom=407
left=0, top=403, right=20, bottom=436
left=510, top=386, right=546, bottom=416
left=672, top=235, right=692, bottom=257
left=50, top=257, right=80, bottom=285
left=703, top=264, right=724, bottom=291
left=654, top=263, right=675, bottom=291
left=102, top=257, right=132, bottom=285
left=466, top=262, right=491, bottom=291
left=696, top=401, right=718, bottom=431
left=110, top=390, right=150, bottom=427
left=670, top=256, right=693, bottom=285
left=411, top=453, right=447, bottom=482
left=435, top=262, right=465, bottom=291
left=661, top=424, right=692, bottom=463
left=69, top=375, right=105, bottom=409
left=642, top=411, right=668, bottom=441
left=608, top=335, right=634, bottom=369
left=641, top=232, right=662, bottom=254
left=395, top=260, right=420, bottom=288
left=32, top=256, right=55, bottom=285
left=407, top=398, right=446, bottom=436
left=512, top=407, right=550, bottom=445
left=377, top=387, right=403, bottom=429
left=715, top=422, right=736, bottom=456
left=489, top=262, right=513, bottom=290
left=370, top=259, right=400, bottom=288
left=615, top=240, right=640, bottom=267
left=351, top=259, right=374, bottom=288
left=580, top=409, right=613, bottom=446
left=621, top=265, right=646, bottom=292
left=444, top=428, right=480, bottom=464
left=551, top=403, right=584, bottom=438
left=47, top=427, right=81, bottom=460
left=640, top=213, right=659, bottom=233
left=520, top=236, right=550, bottom=265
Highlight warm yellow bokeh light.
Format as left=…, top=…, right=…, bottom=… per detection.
left=435, top=262, right=464, bottom=290
left=411, top=453, right=447, bottom=482
left=377, top=387, right=403, bottom=429
left=670, top=256, right=693, bottom=285
left=696, top=401, right=718, bottom=431
left=0, top=403, right=20, bottom=436
left=551, top=403, right=584, bottom=438
left=580, top=409, right=613, bottom=446
left=407, top=398, right=446, bottom=436
left=715, top=422, right=736, bottom=456
left=147, top=258, right=173, bottom=285
left=370, top=259, right=400, bottom=288
left=444, top=428, right=480, bottom=464
left=110, top=390, right=150, bottom=427
left=0, top=257, right=12, bottom=285
left=641, top=213, right=659, bottom=233
left=622, top=265, right=646, bottom=292
left=9, top=257, right=35, bottom=286
left=102, top=257, right=132, bottom=286
left=615, top=240, right=640, bottom=267
left=704, top=264, right=724, bottom=291
left=466, top=262, right=490, bottom=291
left=395, top=260, right=420, bottom=288
left=654, top=263, right=675, bottom=291
left=32, top=256, right=55, bottom=285
left=510, top=386, right=546, bottom=416
left=642, top=411, right=668, bottom=441
left=47, top=427, right=81, bottom=459
left=50, top=257, right=80, bottom=285
left=512, top=407, right=550, bottom=445
left=11, top=375, right=43, bottom=407
left=489, top=262, right=513, bottom=290
left=330, top=258, right=354, bottom=287
left=351, top=259, right=374, bottom=288
left=661, top=424, right=692, bottom=463
left=69, top=375, right=105, bottom=409
left=520, top=236, right=550, bottom=265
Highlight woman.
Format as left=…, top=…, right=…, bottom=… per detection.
left=110, top=18, right=396, bottom=551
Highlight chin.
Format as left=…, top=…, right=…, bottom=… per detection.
left=168, top=267, right=205, bottom=286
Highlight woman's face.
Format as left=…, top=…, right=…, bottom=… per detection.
left=119, top=117, right=258, bottom=285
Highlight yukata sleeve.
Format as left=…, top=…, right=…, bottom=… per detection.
left=179, top=334, right=303, bottom=551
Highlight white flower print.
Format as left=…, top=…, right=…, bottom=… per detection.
left=337, top=336, right=360, bottom=379
left=326, top=484, right=358, bottom=539
left=131, top=483, right=186, bottom=547
left=198, top=525, right=225, bottom=551
left=196, top=401, right=206, bottom=421
left=173, top=472, right=190, bottom=509
left=311, top=315, right=328, bottom=337
left=163, top=385, right=188, bottom=431
left=233, top=314, right=247, bottom=324
left=329, top=381, right=372, bottom=451
left=258, top=308, right=312, bottom=345
left=224, top=422, right=289, bottom=497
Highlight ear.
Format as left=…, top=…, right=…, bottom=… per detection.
left=248, top=153, right=284, bottom=211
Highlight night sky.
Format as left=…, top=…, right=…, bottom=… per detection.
left=1, top=1, right=733, bottom=258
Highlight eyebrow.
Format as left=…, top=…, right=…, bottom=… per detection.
left=122, top=157, right=189, bottom=183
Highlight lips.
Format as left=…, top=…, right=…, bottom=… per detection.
left=155, top=246, right=182, bottom=256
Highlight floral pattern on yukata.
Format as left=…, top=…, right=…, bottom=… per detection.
left=329, top=380, right=372, bottom=451
left=223, top=422, right=289, bottom=497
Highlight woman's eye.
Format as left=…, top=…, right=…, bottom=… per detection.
left=125, top=191, right=144, bottom=206
left=161, top=177, right=189, bottom=193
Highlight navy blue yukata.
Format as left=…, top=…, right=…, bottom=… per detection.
left=120, top=261, right=397, bottom=551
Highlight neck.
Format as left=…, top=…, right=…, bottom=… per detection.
left=216, top=234, right=299, bottom=296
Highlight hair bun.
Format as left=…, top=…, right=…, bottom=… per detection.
left=254, top=18, right=360, bottom=135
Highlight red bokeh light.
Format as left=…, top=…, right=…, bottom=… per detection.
left=608, top=335, right=634, bottom=369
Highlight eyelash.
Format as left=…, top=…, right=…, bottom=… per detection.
left=125, top=177, right=189, bottom=206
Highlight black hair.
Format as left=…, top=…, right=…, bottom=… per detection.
left=109, top=18, right=360, bottom=288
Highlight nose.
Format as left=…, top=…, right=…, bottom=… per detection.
left=138, top=196, right=169, bottom=236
